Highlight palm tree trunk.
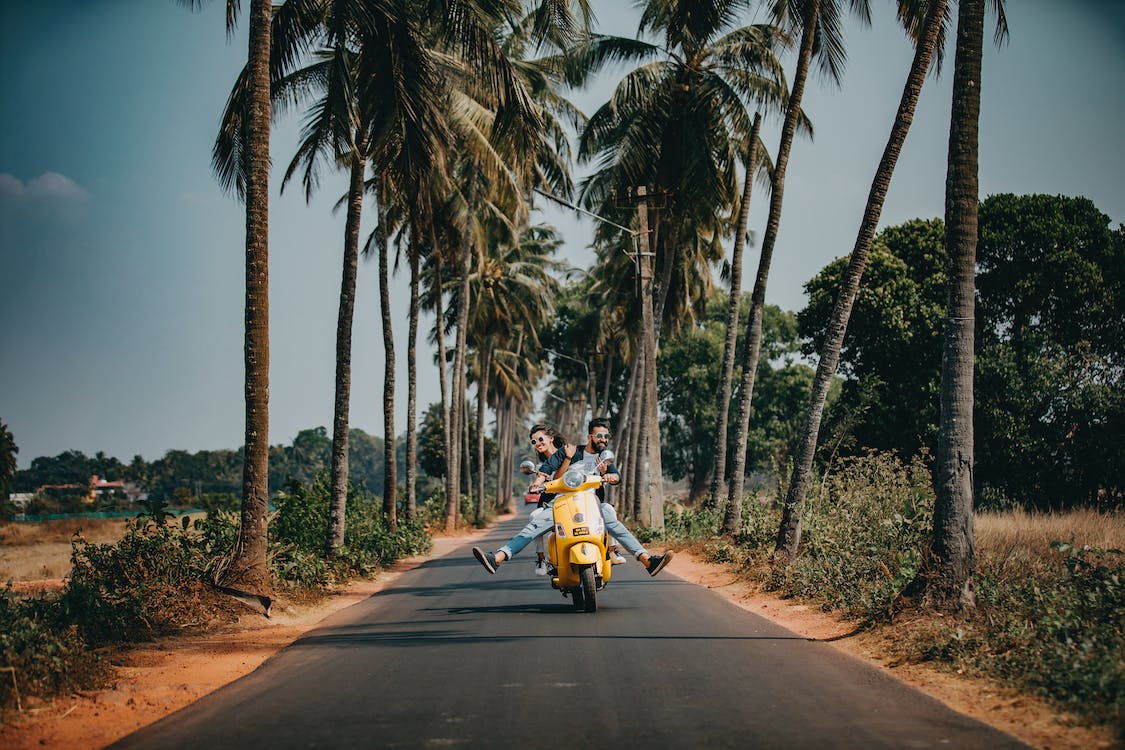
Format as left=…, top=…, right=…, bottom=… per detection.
left=406, top=236, right=420, bottom=520
left=586, top=354, right=598, bottom=419
left=451, top=172, right=476, bottom=522
left=725, top=1, right=819, bottom=536
left=493, top=395, right=504, bottom=510
left=601, top=355, right=613, bottom=420
left=476, top=343, right=491, bottom=523
left=709, top=113, right=761, bottom=508
left=630, top=355, right=648, bottom=519
left=623, top=355, right=643, bottom=519
left=378, top=197, right=397, bottom=531
left=462, top=395, right=473, bottom=519
left=431, top=245, right=456, bottom=531
left=327, top=149, right=366, bottom=553
left=930, top=0, right=983, bottom=611
left=775, top=0, right=948, bottom=558
left=225, top=0, right=272, bottom=595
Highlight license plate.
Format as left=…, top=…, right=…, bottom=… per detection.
left=573, top=526, right=589, bottom=536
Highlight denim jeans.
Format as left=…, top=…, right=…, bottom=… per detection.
left=600, top=501, right=646, bottom=558
left=499, top=500, right=648, bottom=560
left=500, top=504, right=554, bottom=559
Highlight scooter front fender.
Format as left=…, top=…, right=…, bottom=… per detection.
left=569, top=541, right=602, bottom=566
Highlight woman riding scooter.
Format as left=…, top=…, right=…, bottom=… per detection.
left=527, top=424, right=570, bottom=575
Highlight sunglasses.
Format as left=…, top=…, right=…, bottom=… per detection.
left=592, top=432, right=610, bottom=439
left=530, top=436, right=549, bottom=445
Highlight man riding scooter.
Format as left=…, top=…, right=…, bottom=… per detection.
left=472, top=419, right=673, bottom=577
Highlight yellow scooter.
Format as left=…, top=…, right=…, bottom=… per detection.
left=540, top=459, right=615, bottom=613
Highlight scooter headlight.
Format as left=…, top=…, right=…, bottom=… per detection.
left=562, top=468, right=586, bottom=489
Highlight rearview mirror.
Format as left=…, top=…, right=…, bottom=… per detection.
left=519, top=460, right=537, bottom=475
left=600, top=450, right=615, bottom=462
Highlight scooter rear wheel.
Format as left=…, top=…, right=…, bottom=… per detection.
left=579, top=565, right=597, bottom=612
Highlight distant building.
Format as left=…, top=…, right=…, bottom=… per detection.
left=36, top=475, right=132, bottom=504
left=9, top=492, right=34, bottom=509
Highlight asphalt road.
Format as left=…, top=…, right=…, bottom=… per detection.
left=111, top=515, right=1027, bottom=749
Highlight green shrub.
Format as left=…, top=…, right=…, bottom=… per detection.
left=764, top=452, right=934, bottom=620
left=660, top=504, right=722, bottom=542
left=271, top=474, right=431, bottom=587
left=0, top=587, right=110, bottom=709
left=62, top=520, right=235, bottom=643
left=268, top=542, right=335, bottom=589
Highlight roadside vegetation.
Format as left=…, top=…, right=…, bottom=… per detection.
left=654, top=452, right=1124, bottom=737
left=0, top=478, right=442, bottom=713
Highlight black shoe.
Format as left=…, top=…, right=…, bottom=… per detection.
left=645, top=551, right=674, bottom=577
left=473, top=547, right=498, bottom=574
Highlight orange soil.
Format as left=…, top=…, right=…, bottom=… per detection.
left=0, top=523, right=1116, bottom=750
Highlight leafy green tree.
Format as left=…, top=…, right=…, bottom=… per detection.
left=147, top=448, right=242, bottom=499
left=798, top=197, right=1122, bottom=513
left=658, top=295, right=809, bottom=504
left=13, top=450, right=126, bottom=493
left=799, top=219, right=946, bottom=458
left=345, top=428, right=386, bottom=494
left=1, top=418, right=18, bottom=499
left=975, top=194, right=1124, bottom=509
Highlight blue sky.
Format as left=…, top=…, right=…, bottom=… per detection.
left=2, top=0, right=1123, bottom=468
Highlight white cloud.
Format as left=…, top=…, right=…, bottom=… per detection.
left=26, top=171, right=88, bottom=200
left=0, top=172, right=26, bottom=196
left=0, top=171, right=88, bottom=219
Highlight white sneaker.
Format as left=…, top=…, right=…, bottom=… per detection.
left=534, top=559, right=548, bottom=576
left=611, top=550, right=626, bottom=564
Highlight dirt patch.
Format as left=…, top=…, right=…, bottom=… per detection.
left=1, top=520, right=1115, bottom=750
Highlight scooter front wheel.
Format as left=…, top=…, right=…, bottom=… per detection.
left=579, top=565, right=597, bottom=612
left=570, top=585, right=585, bottom=610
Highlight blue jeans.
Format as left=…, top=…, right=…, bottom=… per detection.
left=499, top=501, right=647, bottom=560
left=600, top=502, right=646, bottom=558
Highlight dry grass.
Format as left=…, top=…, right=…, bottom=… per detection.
left=972, top=508, right=1120, bottom=584
left=0, top=518, right=131, bottom=582
left=975, top=508, right=1125, bottom=572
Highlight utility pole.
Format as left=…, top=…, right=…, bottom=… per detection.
left=636, top=186, right=664, bottom=528
left=531, top=185, right=663, bottom=528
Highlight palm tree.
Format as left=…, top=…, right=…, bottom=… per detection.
left=278, top=41, right=379, bottom=548
left=422, top=1, right=586, bottom=520
left=927, top=0, right=1007, bottom=610
left=455, top=223, right=562, bottom=520
left=708, top=112, right=771, bottom=508
left=261, top=1, right=445, bottom=548
left=375, top=194, right=400, bottom=529
left=571, top=0, right=790, bottom=527
left=179, top=0, right=276, bottom=595
left=723, top=0, right=870, bottom=534
left=774, top=0, right=949, bottom=555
